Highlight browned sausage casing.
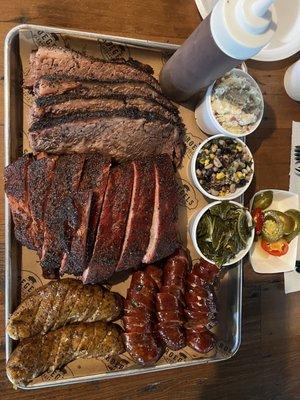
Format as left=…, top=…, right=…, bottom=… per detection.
left=6, top=278, right=123, bottom=340
left=6, top=321, right=124, bottom=387
left=123, top=268, right=162, bottom=366
left=156, top=248, right=189, bottom=350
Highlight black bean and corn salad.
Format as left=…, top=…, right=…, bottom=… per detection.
left=196, top=137, right=253, bottom=197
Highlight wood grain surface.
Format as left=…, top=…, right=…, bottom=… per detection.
left=0, top=1, right=299, bottom=399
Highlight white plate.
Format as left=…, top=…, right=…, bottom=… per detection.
left=194, top=0, right=300, bottom=62
left=249, top=190, right=299, bottom=274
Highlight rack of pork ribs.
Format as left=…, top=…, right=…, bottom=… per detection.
left=123, top=249, right=218, bottom=365
left=4, top=152, right=179, bottom=283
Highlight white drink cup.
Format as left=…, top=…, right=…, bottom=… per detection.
left=284, top=60, right=300, bottom=101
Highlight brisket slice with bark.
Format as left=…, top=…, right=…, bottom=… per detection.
left=34, top=77, right=178, bottom=114
left=116, top=158, right=155, bottom=271
left=82, top=163, right=134, bottom=284
left=143, top=154, right=179, bottom=263
left=27, top=154, right=57, bottom=251
left=41, top=154, right=85, bottom=278
left=25, top=47, right=161, bottom=93
left=4, top=154, right=36, bottom=250
left=29, top=110, right=185, bottom=167
left=31, top=96, right=180, bottom=125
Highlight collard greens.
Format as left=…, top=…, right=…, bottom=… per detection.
left=197, top=202, right=253, bottom=266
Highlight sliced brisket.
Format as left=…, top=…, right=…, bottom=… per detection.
left=29, top=110, right=184, bottom=167
left=116, top=158, right=155, bottom=271
left=25, top=47, right=161, bottom=92
left=41, top=154, right=85, bottom=278
left=34, top=77, right=177, bottom=114
left=143, top=154, right=179, bottom=263
left=4, top=154, right=36, bottom=250
left=31, top=96, right=179, bottom=125
left=82, top=163, right=134, bottom=283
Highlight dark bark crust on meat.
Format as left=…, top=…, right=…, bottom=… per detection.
left=31, top=97, right=181, bottom=131
left=78, top=154, right=111, bottom=263
left=35, top=93, right=179, bottom=118
left=25, top=47, right=159, bottom=92
left=4, top=154, right=36, bottom=250
left=83, top=163, right=134, bottom=283
left=34, top=76, right=178, bottom=114
left=28, top=155, right=57, bottom=250
left=116, top=158, right=156, bottom=271
left=41, top=154, right=86, bottom=278
left=60, top=190, right=93, bottom=276
left=29, top=108, right=173, bottom=131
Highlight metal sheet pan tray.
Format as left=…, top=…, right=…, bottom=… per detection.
left=4, top=24, right=242, bottom=389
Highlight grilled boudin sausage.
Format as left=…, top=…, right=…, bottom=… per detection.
left=6, top=321, right=124, bottom=387
left=6, top=279, right=123, bottom=340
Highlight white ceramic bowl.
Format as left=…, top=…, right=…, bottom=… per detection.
left=249, top=189, right=299, bottom=274
left=190, top=135, right=254, bottom=201
left=195, top=68, right=264, bottom=138
left=189, top=200, right=255, bottom=266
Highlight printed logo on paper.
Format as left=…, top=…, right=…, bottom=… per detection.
left=99, top=40, right=130, bottom=61
left=176, top=178, right=199, bottom=210
left=23, top=89, right=34, bottom=108
left=21, top=270, right=43, bottom=298
left=40, top=365, right=74, bottom=382
left=31, top=30, right=63, bottom=48
left=162, top=348, right=190, bottom=364
left=103, top=354, right=131, bottom=372
left=184, top=131, right=202, bottom=159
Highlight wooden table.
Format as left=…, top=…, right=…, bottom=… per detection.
left=1, top=1, right=299, bottom=399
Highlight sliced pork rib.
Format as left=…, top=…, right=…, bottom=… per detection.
left=60, top=190, right=93, bottom=276
left=4, top=154, right=36, bottom=250
left=78, top=154, right=111, bottom=263
left=116, top=159, right=155, bottom=272
left=41, top=154, right=85, bottom=278
left=83, top=163, right=134, bottom=284
left=28, top=154, right=57, bottom=251
left=143, top=155, right=179, bottom=263
left=5, top=153, right=180, bottom=283
left=25, top=47, right=161, bottom=92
